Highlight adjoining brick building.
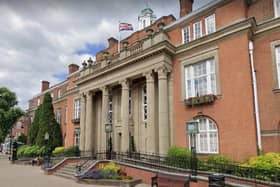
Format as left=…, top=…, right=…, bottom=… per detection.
left=27, top=0, right=280, bottom=161
left=27, top=64, right=81, bottom=147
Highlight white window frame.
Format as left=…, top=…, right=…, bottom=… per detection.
left=189, top=117, right=219, bottom=154
left=276, top=46, right=280, bottom=87
left=142, top=85, right=147, bottom=122
left=193, top=21, right=202, bottom=40
left=58, top=89, right=62, bottom=98
left=182, top=26, right=191, bottom=44
left=73, top=99, right=81, bottom=120
left=56, top=108, right=61, bottom=125
left=37, top=98, right=40, bottom=106
left=74, top=128, right=80, bottom=146
left=184, top=58, right=216, bottom=98
left=65, top=105, right=68, bottom=123
left=205, top=14, right=216, bottom=35
left=274, top=0, right=280, bottom=18
left=51, top=92, right=54, bottom=98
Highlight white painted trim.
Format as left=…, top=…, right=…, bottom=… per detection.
left=276, top=47, right=280, bottom=88
left=193, top=21, right=202, bottom=40
left=205, top=14, right=216, bottom=35
left=274, top=0, right=280, bottom=18
left=182, top=26, right=191, bottom=44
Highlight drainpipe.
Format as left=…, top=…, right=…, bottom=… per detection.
left=249, top=40, right=262, bottom=154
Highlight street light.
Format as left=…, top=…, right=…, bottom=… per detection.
left=105, top=123, right=112, bottom=159
left=186, top=119, right=199, bottom=182
left=44, top=132, right=50, bottom=168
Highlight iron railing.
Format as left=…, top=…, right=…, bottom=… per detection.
left=52, top=151, right=280, bottom=183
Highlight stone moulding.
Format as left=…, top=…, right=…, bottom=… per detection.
left=184, top=94, right=217, bottom=107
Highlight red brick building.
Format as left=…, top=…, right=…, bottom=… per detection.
left=26, top=0, right=280, bottom=161
left=27, top=64, right=81, bottom=147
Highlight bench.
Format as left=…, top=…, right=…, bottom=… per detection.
left=151, top=173, right=190, bottom=187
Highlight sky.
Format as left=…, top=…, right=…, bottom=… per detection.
left=0, top=0, right=213, bottom=109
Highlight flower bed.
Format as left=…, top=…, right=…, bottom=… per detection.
left=76, top=162, right=142, bottom=186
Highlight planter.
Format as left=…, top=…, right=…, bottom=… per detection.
left=185, top=94, right=217, bottom=107
left=76, top=178, right=142, bottom=187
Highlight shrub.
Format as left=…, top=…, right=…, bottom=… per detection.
left=17, top=145, right=47, bottom=158
left=165, top=146, right=192, bottom=168
left=242, top=153, right=280, bottom=169
left=52, top=146, right=80, bottom=157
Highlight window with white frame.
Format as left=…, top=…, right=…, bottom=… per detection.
left=65, top=106, right=67, bottom=122
left=185, top=58, right=216, bottom=98
left=274, top=0, right=280, bottom=17
left=190, top=117, right=218, bottom=153
left=51, top=92, right=54, bottom=98
left=74, top=99, right=81, bottom=120
left=108, top=93, right=113, bottom=124
left=74, top=128, right=80, bottom=146
left=58, top=89, right=62, bottom=98
left=276, top=46, right=280, bottom=87
left=205, top=14, right=216, bottom=35
left=142, top=85, right=147, bottom=121
left=56, top=108, right=61, bottom=124
left=182, top=26, right=191, bottom=44
left=129, top=89, right=132, bottom=115
left=37, top=98, right=40, bottom=106
left=193, top=21, right=202, bottom=40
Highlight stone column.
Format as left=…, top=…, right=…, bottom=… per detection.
left=85, top=91, right=94, bottom=153
left=79, top=93, right=86, bottom=152
left=120, top=80, right=129, bottom=152
left=157, top=66, right=170, bottom=155
left=144, top=71, right=156, bottom=153
left=100, top=86, right=109, bottom=151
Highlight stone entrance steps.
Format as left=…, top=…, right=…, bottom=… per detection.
left=53, top=160, right=96, bottom=180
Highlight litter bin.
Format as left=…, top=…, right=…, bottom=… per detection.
left=209, top=174, right=225, bottom=187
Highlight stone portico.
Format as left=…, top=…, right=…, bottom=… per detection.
left=76, top=29, right=174, bottom=154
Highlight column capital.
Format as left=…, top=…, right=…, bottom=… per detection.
left=156, top=66, right=169, bottom=79
left=101, top=86, right=109, bottom=96
left=143, top=70, right=154, bottom=83
left=119, top=79, right=129, bottom=90
left=86, top=91, right=94, bottom=98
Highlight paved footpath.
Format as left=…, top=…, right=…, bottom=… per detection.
left=0, top=154, right=148, bottom=187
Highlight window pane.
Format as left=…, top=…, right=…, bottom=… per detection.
left=275, top=0, right=280, bottom=17
left=206, top=15, right=215, bottom=34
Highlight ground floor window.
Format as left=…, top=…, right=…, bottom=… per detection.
left=74, top=128, right=80, bottom=146
left=190, top=117, right=219, bottom=154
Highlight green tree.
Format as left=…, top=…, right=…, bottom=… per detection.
left=28, top=105, right=42, bottom=145
left=36, top=92, right=62, bottom=151
left=0, top=87, right=24, bottom=143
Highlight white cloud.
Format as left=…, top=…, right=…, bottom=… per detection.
left=0, top=0, right=213, bottom=109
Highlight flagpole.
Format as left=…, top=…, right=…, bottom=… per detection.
left=118, top=21, right=121, bottom=53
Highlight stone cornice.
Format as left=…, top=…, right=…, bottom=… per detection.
left=75, top=40, right=176, bottom=86
left=255, top=17, right=280, bottom=36
left=176, top=18, right=256, bottom=55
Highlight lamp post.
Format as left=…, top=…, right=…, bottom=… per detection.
left=105, top=123, right=112, bottom=160
left=186, top=119, right=199, bottom=182
left=44, top=132, right=50, bottom=168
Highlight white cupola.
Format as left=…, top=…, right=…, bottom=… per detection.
left=138, top=6, right=157, bottom=30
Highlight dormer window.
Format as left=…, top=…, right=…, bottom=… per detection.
left=58, top=89, right=62, bottom=98
left=205, top=14, right=216, bottom=35
left=274, top=0, right=280, bottom=17
left=193, top=21, right=202, bottom=40
left=182, top=26, right=191, bottom=44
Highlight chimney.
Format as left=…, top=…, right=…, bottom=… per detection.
left=180, top=0, right=193, bottom=17
left=68, top=64, right=79, bottom=74
left=41, top=81, right=50, bottom=92
left=107, top=37, right=119, bottom=48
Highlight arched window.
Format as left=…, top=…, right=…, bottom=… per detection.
left=192, top=117, right=219, bottom=153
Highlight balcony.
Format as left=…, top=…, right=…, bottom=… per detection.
left=80, top=28, right=170, bottom=78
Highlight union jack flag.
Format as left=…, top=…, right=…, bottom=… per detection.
left=119, top=22, right=133, bottom=31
